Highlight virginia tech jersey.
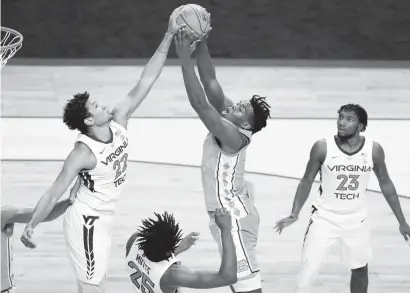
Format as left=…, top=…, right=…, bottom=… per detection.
left=75, top=120, right=129, bottom=213
left=314, top=136, right=374, bottom=214
left=126, top=242, right=180, bottom=293
left=201, top=129, right=253, bottom=219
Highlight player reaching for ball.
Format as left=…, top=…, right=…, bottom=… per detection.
left=175, top=27, right=271, bottom=293
left=20, top=7, right=186, bottom=293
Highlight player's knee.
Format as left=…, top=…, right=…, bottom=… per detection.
left=351, top=264, right=368, bottom=280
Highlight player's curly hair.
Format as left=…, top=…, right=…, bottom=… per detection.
left=134, top=211, right=183, bottom=262
left=63, top=92, right=91, bottom=134
left=338, top=103, right=368, bottom=132
left=250, top=95, right=271, bottom=134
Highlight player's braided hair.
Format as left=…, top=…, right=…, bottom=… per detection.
left=63, top=91, right=91, bottom=134
left=338, top=103, right=368, bottom=131
left=250, top=95, right=271, bottom=134
left=135, top=211, right=183, bottom=262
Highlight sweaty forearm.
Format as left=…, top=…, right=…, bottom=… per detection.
left=44, top=199, right=71, bottom=222
left=381, top=181, right=407, bottom=225
left=29, top=192, right=59, bottom=229
left=196, top=42, right=216, bottom=82
left=291, top=180, right=313, bottom=217
left=218, top=230, right=237, bottom=280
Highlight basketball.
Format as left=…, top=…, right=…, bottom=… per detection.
left=176, top=4, right=211, bottom=39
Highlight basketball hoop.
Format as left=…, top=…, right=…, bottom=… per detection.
left=1, top=26, right=23, bottom=69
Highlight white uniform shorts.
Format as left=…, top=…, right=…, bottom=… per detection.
left=208, top=204, right=262, bottom=292
left=297, top=205, right=372, bottom=291
left=63, top=200, right=114, bottom=285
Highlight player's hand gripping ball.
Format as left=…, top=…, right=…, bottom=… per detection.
left=176, top=4, right=211, bottom=40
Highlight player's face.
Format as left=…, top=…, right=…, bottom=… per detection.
left=86, top=99, right=113, bottom=126
left=221, top=100, right=254, bottom=130
left=337, top=110, right=361, bottom=138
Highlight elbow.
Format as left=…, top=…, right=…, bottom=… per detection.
left=220, top=272, right=237, bottom=285
left=228, top=275, right=238, bottom=284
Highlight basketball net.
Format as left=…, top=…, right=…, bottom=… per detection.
left=1, top=27, right=23, bottom=69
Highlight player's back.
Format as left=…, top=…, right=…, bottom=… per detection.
left=314, top=135, right=374, bottom=217
left=75, top=120, right=129, bottom=214
left=201, top=129, right=254, bottom=219
left=126, top=239, right=180, bottom=293
left=1, top=226, right=15, bottom=292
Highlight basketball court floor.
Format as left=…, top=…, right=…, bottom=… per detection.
left=1, top=62, right=410, bottom=292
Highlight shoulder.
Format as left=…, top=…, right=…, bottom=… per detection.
left=372, top=141, right=385, bottom=163
left=161, top=262, right=187, bottom=286
left=65, top=142, right=96, bottom=171
left=311, top=139, right=327, bottom=160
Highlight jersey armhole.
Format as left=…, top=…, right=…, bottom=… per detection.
left=110, top=120, right=128, bottom=133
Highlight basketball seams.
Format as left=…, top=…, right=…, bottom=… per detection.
left=180, top=14, right=201, bottom=38
left=188, top=4, right=207, bottom=34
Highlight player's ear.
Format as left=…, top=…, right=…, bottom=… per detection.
left=240, top=122, right=251, bottom=130
left=358, top=123, right=364, bottom=132
left=84, top=116, right=94, bottom=126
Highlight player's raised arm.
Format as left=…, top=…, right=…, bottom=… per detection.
left=161, top=208, right=237, bottom=290
left=112, top=7, right=185, bottom=129
left=175, top=30, right=245, bottom=151
left=20, top=144, right=95, bottom=248
left=275, top=139, right=326, bottom=233
left=372, top=142, right=410, bottom=240
left=196, top=36, right=234, bottom=113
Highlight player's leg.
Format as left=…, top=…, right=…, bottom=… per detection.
left=340, top=219, right=372, bottom=293
left=209, top=205, right=262, bottom=293
left=63, top=202, right=112, bottom=293
left=77, top=275, right=107, bottom=293
left=295, top=209, right=339, bottom=293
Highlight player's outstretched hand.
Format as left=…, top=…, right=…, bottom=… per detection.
left=68, top=176, right=81, bottom=204
left=274, top=214, right=298, bottom=234
left=215, top=208, right=232, bottom=231
left=167, top=5, right=186, bottom=35
left=399, top=222, right=410, bottom=244
left=175, top=29, right=200, bottom=60
left=21, top=226, right=36, bottom=249
left=178, top=232, right=200, bottom=253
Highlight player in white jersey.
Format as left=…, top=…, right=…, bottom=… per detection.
left=275, top=104, right=410, bottom=293
left=20, top=7, right=186, bottom=293
left=1, top=178, right=79, bottom=293
left=126, top=208, right=238, bottom=293
left=174, top=30, right=271, bottom=293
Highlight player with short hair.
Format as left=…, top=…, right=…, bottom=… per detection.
left=1, top=178, right=79, bottom=293
left=275, top=104, right=410, bottom=293
left=126, top=208, right=238, bottom=292
left=20, top=7, right=186, bottom=293
left=174, top=29, right=271, bottom=293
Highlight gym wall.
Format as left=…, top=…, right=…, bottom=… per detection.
left=2, top=0, right=410, bottom=59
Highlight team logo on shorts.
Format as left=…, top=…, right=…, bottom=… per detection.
left=237, top=259, right=250, bottom=273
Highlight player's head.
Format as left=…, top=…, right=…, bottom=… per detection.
left=63, top=91, right=112, bottom=134
left=135, top=211, right=183, bottom=262
left=337, top=104, right=368, bottom=139
left=221, top=95, right=271, bottom=134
